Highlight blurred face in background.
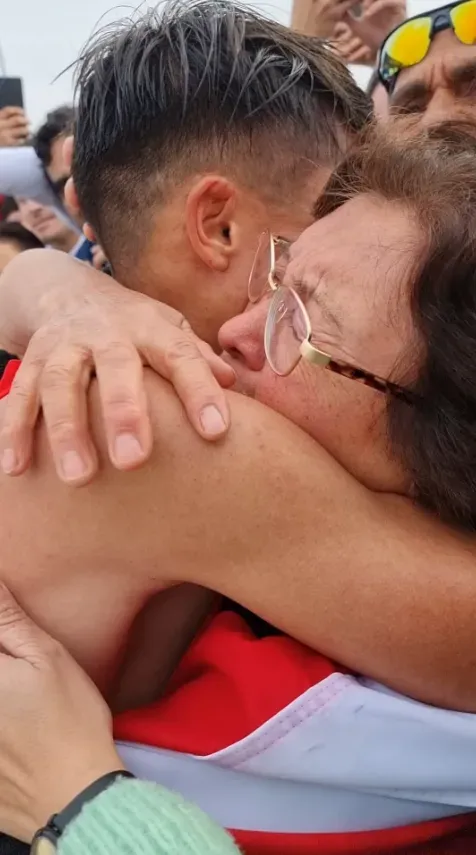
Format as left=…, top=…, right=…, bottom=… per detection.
left=16, top=198, right=77, bottom=253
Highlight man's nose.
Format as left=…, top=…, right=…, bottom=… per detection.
left=218, top=300, right=268, bottom=371
left=421, top=87, right=465, bottom=125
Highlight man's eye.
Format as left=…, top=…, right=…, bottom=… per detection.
left=458, top=78, right=476, bottom=99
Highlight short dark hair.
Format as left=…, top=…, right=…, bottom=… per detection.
left=33, top=105, right=75, bottom=168
left=0, top=222, right=44, bottom=252
left=315, top=118, right=476, bottom=530
left=73, top=0, right=371, bottom=269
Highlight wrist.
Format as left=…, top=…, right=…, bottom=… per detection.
left=28, top=750, right=126, bottom=840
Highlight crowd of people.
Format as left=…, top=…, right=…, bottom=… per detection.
left=1, top=0, right=476, bottom=853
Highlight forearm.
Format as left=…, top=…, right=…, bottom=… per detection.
left=59, top=779, right=240, bottom=855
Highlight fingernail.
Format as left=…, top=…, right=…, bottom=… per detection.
left=1, top=448, right=17, bottom=474
left=200, top=405, right=226, bottom=437
left=114, top=433, right=143, bottom=467
left=60, top=451, right=87, bottom=482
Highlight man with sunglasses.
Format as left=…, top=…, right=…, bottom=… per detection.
left=378, top=0, right=476, bottom=119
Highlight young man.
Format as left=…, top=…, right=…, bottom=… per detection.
left=0, top=3, right=476, bottom=853
left=68, top=1, right=369, bottom=349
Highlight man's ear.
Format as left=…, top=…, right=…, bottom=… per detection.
left=82, top=221, right=96, bottom=243
left=64, top=177, right=80, bottom=220
left=63, top=137, right=96, bottom=240
left=64, top=177, right=96, bottom=241
left=63, top=135, right=74, bottom=170
left=185, top=176, right=238, bottom=272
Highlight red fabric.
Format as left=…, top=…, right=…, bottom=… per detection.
left=231, top=818, right=476, bottom=854
left=0, top=359, right=20, bottom=399
left=2, top=358, right=475, bottom=852
left=115, top=611, right=340, bottom=754
left=115, top=612, right=476, bottom=854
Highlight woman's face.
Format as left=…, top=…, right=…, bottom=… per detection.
left=219, top=194, right=421, bottom=493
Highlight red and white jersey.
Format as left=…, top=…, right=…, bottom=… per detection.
left=2, top=360, right=476, bottom=852
left=114, top=612, right=476, bottom=854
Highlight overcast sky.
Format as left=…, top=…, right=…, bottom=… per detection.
left=2, top=0, right=435, bottom=128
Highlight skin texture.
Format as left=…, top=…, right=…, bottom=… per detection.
left=390, top=29, right=476, bottom=122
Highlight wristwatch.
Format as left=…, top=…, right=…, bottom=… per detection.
left=30, top=770, right=135, bottom=854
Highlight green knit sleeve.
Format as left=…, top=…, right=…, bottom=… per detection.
left=58, top=778, right=241, bottom=855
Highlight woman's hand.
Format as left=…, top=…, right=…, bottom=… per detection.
left=0, top=584, right=123, bottom=842
left=0, top=250, right=235, bottom=485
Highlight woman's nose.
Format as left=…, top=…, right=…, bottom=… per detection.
left=218, top=301, right=268, bottom=371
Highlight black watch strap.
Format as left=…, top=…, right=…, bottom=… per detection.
left=31, top=770, right=135, bottom=850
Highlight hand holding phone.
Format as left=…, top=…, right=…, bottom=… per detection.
left=0, top=107, right=29, bottom=147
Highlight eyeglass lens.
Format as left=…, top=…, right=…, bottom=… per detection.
left=265, top=286, right=309, bottom=375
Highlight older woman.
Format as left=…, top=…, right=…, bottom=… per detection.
left=1, top=120, right=476, bottom=855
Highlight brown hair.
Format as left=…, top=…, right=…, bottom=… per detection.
left=315, top=118, right=476, bottom=530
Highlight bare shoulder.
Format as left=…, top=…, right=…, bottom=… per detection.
left=133, top=370, right=365, bottom=510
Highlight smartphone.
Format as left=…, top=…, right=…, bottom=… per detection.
left=0, top=78, right=24, bottom=110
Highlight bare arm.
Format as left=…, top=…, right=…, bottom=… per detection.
left=4, top=370, right=475, bottom=711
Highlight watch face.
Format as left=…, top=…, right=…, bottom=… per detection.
left=31, top=834, right=57, bottom=855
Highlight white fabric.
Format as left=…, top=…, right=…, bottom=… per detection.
left=0, top=146, right=80, bottom=232
left=116, top=672, right=476, bottom=833
left=0, top=146, right=56, bottom=204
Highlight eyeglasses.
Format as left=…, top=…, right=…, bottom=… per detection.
left=248, top=231, right=291, bottom=304
left=379, top=0, right=476, bottom=90
left=250, top=231, right=414, bottom=404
